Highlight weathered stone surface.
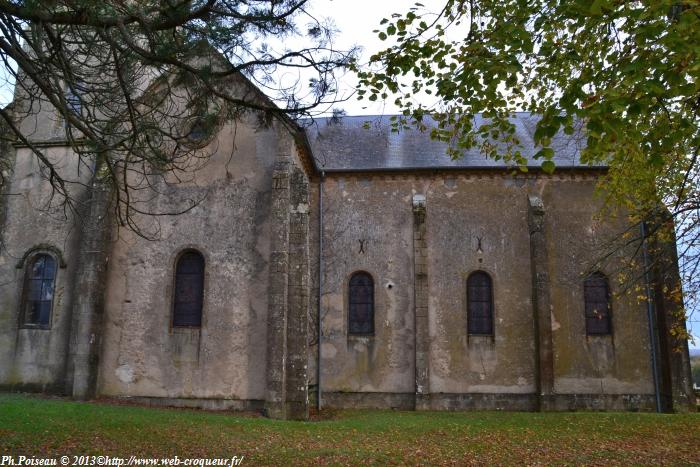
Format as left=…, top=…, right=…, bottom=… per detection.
left=0, top=89, right=693, bottom=415
left=319, top=391, right=657, bottom=412
left=528, top=195, right=554, bottom=410
left=284, top=167, right=310, bottom=420
left=413, top=193, right=430, bottom=410
left=542, top=179, right=656, bottom=398
left=68, top=164, right=113, bottom=400
left=312, top=175, right=415, bottom=397
left=265, top=157, right=291, bottom=419
left=0, top=144, right=90, bottom=394
left=97, top=117, right=292, bottom=409
left=310, top=173, right=684, bottom=411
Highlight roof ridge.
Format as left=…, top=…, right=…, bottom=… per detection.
left=305, top=111, right=540, bottom=120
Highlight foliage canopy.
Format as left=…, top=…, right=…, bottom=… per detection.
left=358, top=0, right=700, bottom=328
left=0, top=0, right=356, bottom=234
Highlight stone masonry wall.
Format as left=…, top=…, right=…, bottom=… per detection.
left=311, top=172, right=670, bottom=411
left=98, top=116, right=308, bottom=409
left=0, top=145, right=91, bottom=392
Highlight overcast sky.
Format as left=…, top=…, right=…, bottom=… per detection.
left=306, top=0, right=411, bottom=116
left=308, top=0, right=446, bottom=116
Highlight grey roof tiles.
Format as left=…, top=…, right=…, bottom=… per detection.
left=302, top=114, right=600, bottom=172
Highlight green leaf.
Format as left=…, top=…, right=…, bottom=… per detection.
left=357, top=0, right=700, bottom=279
left=589, top=0, right=606, bottom=16
left=541, top=160, right=556, bottom=174
left=535, top=148, right=554, bottom=160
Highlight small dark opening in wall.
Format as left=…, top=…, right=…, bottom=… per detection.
left=387, top=284, right=393, bottom=289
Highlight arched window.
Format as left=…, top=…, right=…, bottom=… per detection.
left=584, top=272, right=612, bottom=335
left=173, top=250, right=205, bottom=327
left=348, top=272, right=374, bottom=335
left=21, top=254, right=57, bottom=327
left=467, top=271, right=494, bottom=335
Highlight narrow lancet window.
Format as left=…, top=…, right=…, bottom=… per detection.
left=584, top=272, right=612, bottom=335
left=349, top=272, right=374, bottom=335
left=467, top=271, right=494, bottom=335
left=173, top=250, right=205, bottom=327
left=22, top=254, right=57, bottom=327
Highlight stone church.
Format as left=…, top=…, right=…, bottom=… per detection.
left=0, top=71, right=694, bottom=420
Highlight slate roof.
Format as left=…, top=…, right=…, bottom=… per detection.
left=302, top=113, right=601, bottom=172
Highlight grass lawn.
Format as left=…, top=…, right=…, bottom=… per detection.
left=1, top=393, right=699, bottom=465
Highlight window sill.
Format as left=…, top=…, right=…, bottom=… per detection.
left=171, top=326, right=202, bottom=333
left=19, top=325, right=51, bottom=331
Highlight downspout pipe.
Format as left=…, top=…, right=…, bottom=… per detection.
left=317, top=170, right=325, bottom=411
left=641, top=220, right=662, bottom=413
